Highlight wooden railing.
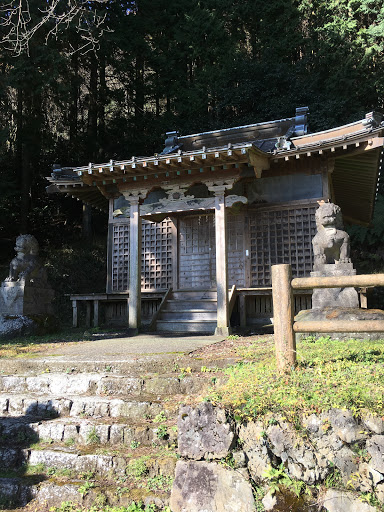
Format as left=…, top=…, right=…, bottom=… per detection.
left=148, top=288, right=173, bottom=331
left=228, top=285, right=237, bottom=317
left=271, top=264, right=384, bottom=371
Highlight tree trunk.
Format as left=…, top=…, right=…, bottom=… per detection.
left=134, top=54, right=144, bottom=129
left=82, top=204, right=92, bottom=240
left=98, top=51, right=106, bottom=160
left=87, top=50, right=98, bottom=160
left=69, top=52, right=79, bottom=152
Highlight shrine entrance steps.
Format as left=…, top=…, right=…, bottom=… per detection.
left=156, top=290, right=217, bottom=334
left=0, top=338, right=235, bottom=510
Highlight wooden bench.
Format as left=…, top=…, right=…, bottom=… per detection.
left=69, top=292, right=165, bottom=328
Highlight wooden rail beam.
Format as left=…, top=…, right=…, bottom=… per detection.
left=271, top=264, right=296, bottom=370
left=292, top=274, right=384, bottom=289
left=294, top=320, right=384, bottom=333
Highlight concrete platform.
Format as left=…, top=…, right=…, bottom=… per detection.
left=0, top=333, right=228, bottom=375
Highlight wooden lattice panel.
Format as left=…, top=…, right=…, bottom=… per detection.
left=179, top=214, right=216, bottom=289
left=249, top=204, right=317, bottom=286
left=112, top=223, right=129, bottom=292
left=227, top=213, right=245, bottom=287
left=111, top=219, right=173, bottom=292
left=141, top=218, right=173, bottom=290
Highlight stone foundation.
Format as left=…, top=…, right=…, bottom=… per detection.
left=171, top=403, right=384, bottom=511
left=295, top=307, right=384, bottom=340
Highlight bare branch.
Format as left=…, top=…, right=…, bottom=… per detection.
left=0, top=0, right=112, bottom=56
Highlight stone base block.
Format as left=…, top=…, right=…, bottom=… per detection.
left=0, top=282, right=54, bottom=316
left=170, top=460, right=255, bottom=512
left=0, top=314, right=57, bottom=340
left=295, top=308, right=384, bottom=340
left=215, top=326, right=232, bottom=336
left=311, top=264, right=359, bottom=309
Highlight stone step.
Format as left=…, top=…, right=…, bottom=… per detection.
left=0, top=394, right=176, bottom=420
left=159, top=310, right=217, bottom=321
left=0, top=416, right=178, bottom=447
left=164, top=300, right=217, bottom=311
left=0, top=447, right=177, bottom=479
left=0, top=372, right=210, bottom=398
left=0, top=475, right=172, bottom=510
left=0, top=351, right=233, bottom=376
left=156, top=320, right=217, bottom=333
left=171, top=290, right=217, bottom=300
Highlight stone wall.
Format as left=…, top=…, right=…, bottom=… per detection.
left=170, top=403, right=384, bottom=511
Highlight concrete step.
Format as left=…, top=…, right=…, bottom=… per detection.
left=159, top=310, right=217, bottom=321
left=0, top=372, right=210, bottom=398
left=157, top=320, right=217, bottom=333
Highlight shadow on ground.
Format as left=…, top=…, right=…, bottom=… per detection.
left=0, top=402, right=59, bottom=509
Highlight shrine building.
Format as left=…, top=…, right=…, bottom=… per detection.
left=47, top=108, right=384, bottom=335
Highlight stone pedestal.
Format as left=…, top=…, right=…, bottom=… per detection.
left=0, top=281, right=54, bottom=317
left=311, top=263, right=359, bottom=309
left=295, top=308, right=384, bottom=340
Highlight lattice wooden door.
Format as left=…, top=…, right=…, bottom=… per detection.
left=178, top=213, right=245, bottom=289
left=179, top=214, right=216, bottom=289
left=249, top=204, right=317, bottom=286
left=110, top=218, right=173, bottom=292
left=227, top=213, right=245, bottom=287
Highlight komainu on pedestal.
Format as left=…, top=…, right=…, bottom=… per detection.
left=311, top=201, right=359, bottom=309
left=295, top=201, right=384, bottom=339
left=0, top=235, right=55, bottom=338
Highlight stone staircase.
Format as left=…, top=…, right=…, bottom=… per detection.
left=156, top=290, right=218, bottom=334
left=0, top=356, right=229, bottom=510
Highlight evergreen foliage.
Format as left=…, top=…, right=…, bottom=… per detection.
left=0, top=0, right=383, bottom=261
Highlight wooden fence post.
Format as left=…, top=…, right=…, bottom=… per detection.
left=272, top=264, right=296, bottom=371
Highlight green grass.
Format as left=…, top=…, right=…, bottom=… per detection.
left=126, top=456, right=150, bottom=480
left=208, top=336, right=384, bottom=419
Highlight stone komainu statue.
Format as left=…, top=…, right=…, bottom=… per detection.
left=312, top=202, right=351, bottom=267
left=6, top=235, right=47, bottom=283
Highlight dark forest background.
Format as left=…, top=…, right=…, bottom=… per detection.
left=1, top=0, right=384, bottom=316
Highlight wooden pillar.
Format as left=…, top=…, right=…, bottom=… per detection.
left=85, top=301, right=91, bottom=327
left=93, top=300, right=99, bottom=327
left=271, top=264, right=296, bottom=371
left=128, top=196, right=142, bottom=332
left=239, top=294, right=247, bottom=328
left=211, top=186, right=231, bottom=336
left=72, top=300, right=78, bottom=328
left=106, top=198, right=115, bottom=294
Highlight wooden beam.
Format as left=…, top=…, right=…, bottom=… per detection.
left=271, top=264, right=296, bottom=370
left=292, top=273, right=384, bottom=290
left=294, top=320, right=384, bottom=333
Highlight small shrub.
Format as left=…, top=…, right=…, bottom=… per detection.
left=153, top=411, right=167, bottom=423
left=78, top=479, right=95, bottom=497
left=146, top=475, right=173, bottom=492
left=126, top=456, right=149, bottom=480
left=86, top=427, right=100, bottom=445
left=156, top=425, right=168, bottom=440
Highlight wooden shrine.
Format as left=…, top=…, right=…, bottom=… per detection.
left=47, top=108, right=384, bottom=334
